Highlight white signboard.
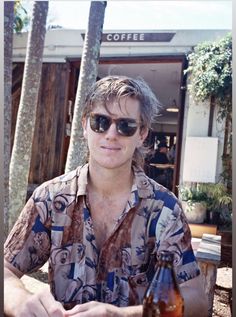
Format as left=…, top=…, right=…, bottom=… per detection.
left=183, top=137, right=218, bottom=183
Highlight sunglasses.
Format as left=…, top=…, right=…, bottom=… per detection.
left=89, top=113, right=140, bottom=137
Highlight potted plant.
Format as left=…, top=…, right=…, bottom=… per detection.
left=178, top=184, right=208, bottom=224
left=200, top=183, right=232, bottom=229
left=200, top=183, right=232, bottom=266
left=178, top=182, right=232, bottom=226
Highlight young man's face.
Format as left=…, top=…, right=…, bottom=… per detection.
left=82, top=96, right=148, bottom=170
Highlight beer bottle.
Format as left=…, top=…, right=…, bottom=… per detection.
left=142, top=250, right=184, bottom=317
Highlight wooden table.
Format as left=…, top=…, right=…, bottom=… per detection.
left=189, top=223, right=217, bottom=238
left=150, top=163, right=175, bottom=169
left=194, top=233, right=221, bottom=317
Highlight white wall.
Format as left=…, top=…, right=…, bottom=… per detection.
left=180, top=90, right=225, bottom=184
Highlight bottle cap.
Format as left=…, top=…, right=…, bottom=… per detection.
left=158, top=250, right=174, bottom=262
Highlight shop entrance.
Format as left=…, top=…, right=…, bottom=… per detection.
left=66, top=55, right=187, bottom=194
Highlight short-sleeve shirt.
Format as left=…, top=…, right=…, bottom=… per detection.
left=4, top=164, right=200, bottom=309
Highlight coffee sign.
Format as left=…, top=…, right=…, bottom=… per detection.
left=81, top=32, right=175, bottom=42
left=105, top=33, right=145, bottom=42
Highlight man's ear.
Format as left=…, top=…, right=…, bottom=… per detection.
left=82, top=117, right=88, bottom=139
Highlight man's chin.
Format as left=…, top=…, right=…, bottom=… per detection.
left=92, top=159, right=132, bottom=170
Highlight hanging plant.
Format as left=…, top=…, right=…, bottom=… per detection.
left=185, top=33, right=232, bottom=119
left=14, top=0, right=30, bottom=33
left=184, top=33, right=232, bottom=192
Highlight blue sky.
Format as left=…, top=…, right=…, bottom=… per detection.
left=24, top=1, right=232, bottom=30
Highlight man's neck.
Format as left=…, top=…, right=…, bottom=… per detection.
left=87, top=161, right=133, bottom=197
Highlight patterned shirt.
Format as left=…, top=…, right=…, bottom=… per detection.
left=4, top=164, right=200, bottom=309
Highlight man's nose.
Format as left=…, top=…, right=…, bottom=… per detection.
left=105, top=122, right=118, bottom=139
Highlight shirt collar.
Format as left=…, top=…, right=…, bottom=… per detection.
left=131, top=165, right=155, bottom=199
left=76, top=163, right=89, bottom=198
left=76, top=163, right=155, bottom=201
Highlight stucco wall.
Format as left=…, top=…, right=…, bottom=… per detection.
left=180, top=89, right=225, bottom=184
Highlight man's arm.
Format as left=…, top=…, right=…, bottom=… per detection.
left=64, top=275, right=207, bottom=317
left=4, top=261, right=65, bottom=317
left=4, top=261, right=32, bottom=317
left=64, top=301, right=143, bottom=317
left=180, top=275, right=208, bottom=317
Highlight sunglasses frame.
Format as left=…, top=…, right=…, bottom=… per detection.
left=89, top=112, right=140, bottom=137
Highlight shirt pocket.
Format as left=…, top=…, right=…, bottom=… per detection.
left=130, top=235, right=156, bottom=273
left=128, top=253, right=157, bottom=305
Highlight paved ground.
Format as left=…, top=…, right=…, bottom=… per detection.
left=213, top=266, right=232, bottom=317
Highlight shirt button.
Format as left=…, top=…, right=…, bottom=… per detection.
left=137, top=278, right=143, bottom=284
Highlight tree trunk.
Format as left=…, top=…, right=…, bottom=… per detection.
left=222, top=112, right=232, bottom=192
left=9, top=1, right=48, bottom=230
left=4, top=1, right=14, bottom=237
left=65, top=1, right=107, bottom=173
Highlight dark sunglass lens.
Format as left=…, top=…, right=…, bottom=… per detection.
left=90, top=114, right=111, bottom=133
left=117, top=119, right=138, bottom=136
left=99, top=115, right=110, bottom=132
left=90, top=116, right=99, bottom=132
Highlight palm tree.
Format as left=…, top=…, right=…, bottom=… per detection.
left=4, top=1, right=14, bottom=237
left=9, top=1, right=49, bottom=230
left=14, top=0, right=30, bottom=33
left=65, top=1, right=107, bottom=172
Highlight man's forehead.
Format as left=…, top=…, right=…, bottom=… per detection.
left=92, top=98, right=141, bottom=117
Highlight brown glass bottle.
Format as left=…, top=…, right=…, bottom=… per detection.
left=142, top=251, right=184, bottom=317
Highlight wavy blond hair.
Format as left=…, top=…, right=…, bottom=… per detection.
left=82, top=76, right=161, bottom=167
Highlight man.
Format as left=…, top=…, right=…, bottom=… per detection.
left=4, top=76, right=208, bottom=317
left=148, top=141, right=172, bottom=189
left=153, top=141, right=169, bottom=165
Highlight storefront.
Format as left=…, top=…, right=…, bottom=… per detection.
left=12, top=29, right=229, bottom=193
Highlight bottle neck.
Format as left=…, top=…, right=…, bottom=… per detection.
left=154, top=262, right=174, bottom=283
left=159, top=260, right=173, bottom=268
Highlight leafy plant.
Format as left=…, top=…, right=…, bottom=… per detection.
left=184, top=33, right=232, bottom=119
left=14, top=0, right=30, bottom=33
left=202, top=183, right=232, bottom=229
left=200, top=183, right=232, bottom=212
left=178, top=184, right=208, bottom=203
left=178, top=184, right=208, bottom=224
left=179, top=183, right=232, bottom=229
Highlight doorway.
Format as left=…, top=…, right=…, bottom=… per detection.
left=65, top=55, right=187, bottom=194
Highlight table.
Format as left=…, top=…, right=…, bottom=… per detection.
left=149, top=163, right=175, bottom=169
left=195, top=233, right=221, bottom=317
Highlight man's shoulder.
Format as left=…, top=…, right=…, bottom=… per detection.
left=150, top=180, right=180, bottom=211
left=134, top=167, right=179, bottom=205
left=33, top=165, right=85, bottom=198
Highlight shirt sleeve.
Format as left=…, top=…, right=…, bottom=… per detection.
left=155, top=199, right=200, bottom=284
left=4, top=184, right=51, bottom=274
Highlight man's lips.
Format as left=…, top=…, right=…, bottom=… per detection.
left=101, top=145, right=121, bottom=151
